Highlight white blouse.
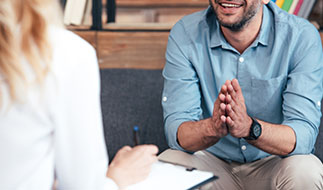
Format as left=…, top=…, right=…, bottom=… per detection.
left=0, top=27, right=118, bottom=190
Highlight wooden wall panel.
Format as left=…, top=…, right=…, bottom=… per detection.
left=97, top=32, right=169, bottom=69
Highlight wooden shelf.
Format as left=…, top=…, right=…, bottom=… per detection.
left=66, top=0, right=323, bottom=69
left=103, top=22, right=173, bottom=31
left=66, top=25, right=92, bottom=31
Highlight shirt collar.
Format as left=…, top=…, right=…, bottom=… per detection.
left=255, top=4, right=272, bottom=47
left=208, top=4, right=273, bottom=49
left=207, top=7, right=227, bottom=48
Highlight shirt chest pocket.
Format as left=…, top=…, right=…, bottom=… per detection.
left=249, top=75, right=287, bottom=122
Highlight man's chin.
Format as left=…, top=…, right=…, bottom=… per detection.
left=222, top=24, right=244, bottom=32
left=218, top=18, right=244, bottom=30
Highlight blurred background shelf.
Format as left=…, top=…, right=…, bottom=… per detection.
left=63, top=0, right=323, bottom=69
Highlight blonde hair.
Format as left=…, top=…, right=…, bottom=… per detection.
left=0, top=0, right=63, bottom=103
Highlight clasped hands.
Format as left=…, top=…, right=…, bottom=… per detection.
left=211, top=79, right=252, bottom=139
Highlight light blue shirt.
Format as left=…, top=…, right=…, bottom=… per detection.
left=162, top=2, right=323, bottom=163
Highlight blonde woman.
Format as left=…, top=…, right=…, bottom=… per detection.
left=0, top=0, right=158, bottom=189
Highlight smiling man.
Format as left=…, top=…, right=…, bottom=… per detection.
left=160, top=0, right=323, bottom=189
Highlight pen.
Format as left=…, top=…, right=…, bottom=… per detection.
left=158, top=159, right=196, bottom=171
left=133, top=126, right=140, bottom=146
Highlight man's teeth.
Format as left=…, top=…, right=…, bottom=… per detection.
left=221, top=3, right=241, bottom=8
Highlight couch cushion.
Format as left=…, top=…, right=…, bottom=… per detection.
left=100, top=69, right=168, bottom=160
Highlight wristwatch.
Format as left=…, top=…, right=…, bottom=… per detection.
left=244, top=117, right=262, bottom=140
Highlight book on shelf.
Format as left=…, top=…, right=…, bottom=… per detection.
left=293, top=0, right=304, bottom=15
left=82, top=0, right=93, bottom=26
left=276, top=0, right=285, bottom=8
left=288, top=0, right=299, bottom=14
left=281, top=0, right=293, bottom=11
left=272, top=0, right=316, bottom=19
left=297, top=0, right=316, bottom=18
left=63, top=0, right=92, bottom=26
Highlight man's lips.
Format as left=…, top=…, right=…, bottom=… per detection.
left=219, top=3, right=243, bottom=8
left=216, top=1, right=244, bottom=14
left=216, top=1, right=244, bottom=8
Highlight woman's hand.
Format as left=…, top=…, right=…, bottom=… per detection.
left=106, top=145, right=158, bottom=188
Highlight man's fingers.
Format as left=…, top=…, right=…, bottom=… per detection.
left=225, top=94, right=232, bottom=103
left=220, top=103, right=226, bottom=112
left=227, top=100, right=236, bottom=111
left=232, top=79, right=242, bottom=93
left=227, top=84, right=238, bottom=101
left=225, top=104, right=232, bottom=113
left=221, top=80, right=231, bottom=94
left=226, top=116, right=234, bottom=126
left=226, top=104, right=235, bottom=119
left=220, top=115, right=226, bottom=123
left=221, top=84, right=227, bottom=95
left=227, top=84, right=234, bottom=93
left=219, top=93, right=226, bottom=102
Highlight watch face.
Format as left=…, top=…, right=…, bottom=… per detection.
left=253, top=124, right=261, bottom=137
left=244, top=118, right=262, bottom=140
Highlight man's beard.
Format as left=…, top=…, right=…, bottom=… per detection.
left=210, top=0, right=262, bottom=31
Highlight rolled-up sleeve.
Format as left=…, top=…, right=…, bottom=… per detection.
left=282, top=25, right=323, bottom=155
left=162, top=21, right=202, bottom=151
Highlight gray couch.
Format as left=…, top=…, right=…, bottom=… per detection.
left=100, top=69, right=323, bottom=162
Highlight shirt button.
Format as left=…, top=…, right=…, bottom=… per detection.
left=162, top=96, right=168, bottom=102
left=318, top=101, right=321, bottom=107
left=241, top=145, right=247, bottom=151
left=239, top=57, right=244, bottom=63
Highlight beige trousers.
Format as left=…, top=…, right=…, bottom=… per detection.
left=159, top=149, right=323, bottom=190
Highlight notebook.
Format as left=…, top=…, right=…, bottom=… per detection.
left=126, top=161, right=218, bottom=190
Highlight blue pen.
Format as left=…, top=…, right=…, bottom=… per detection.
left=133, top=126, right=140, bottom=146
